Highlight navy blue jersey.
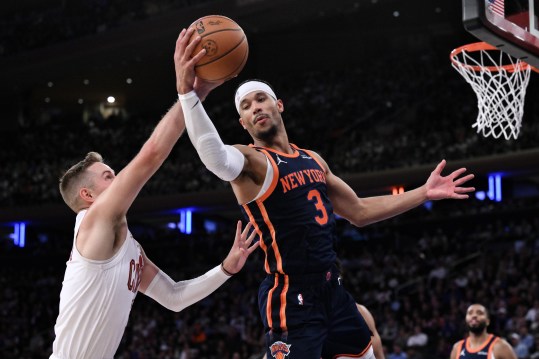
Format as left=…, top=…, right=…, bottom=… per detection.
left=240, top=144, right=337, bottom=275
left=455, top=334, right=499, bottom=359
left=243, top=145, right=373, bottom=357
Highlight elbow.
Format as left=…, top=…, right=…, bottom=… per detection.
left=166, top=302, right=186, bottom=313
left=347, top=213, right=375, bottom=228
left=201, top=152, right=226, bottom=172
left=196, top=135, right=226, bottom=170
left=339, top=215, right=365, bottom=228
left=196, top=137, right=243, bottom=181
left=351, top=219, right=368, bottom=228
left=347, top=203, right=372, bottom=228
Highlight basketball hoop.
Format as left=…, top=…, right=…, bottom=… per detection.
left=450, top=42, right=534, bottom=140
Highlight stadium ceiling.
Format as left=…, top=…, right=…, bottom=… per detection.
left=0, top=0, right=458, bottom=122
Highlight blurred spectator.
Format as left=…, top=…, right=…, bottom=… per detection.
left=526, top=300, right=539, bottom=330
left=530, top=336, right=539, bottom=359
left=407, top=326, right=428, bottom=348
left=520, top=326, right=535, bottom=353
left=511, top=333, right=530, bottom=359
left=388, top=343, right=408, bottom=359
left=380, top=316, right=399, bottom=347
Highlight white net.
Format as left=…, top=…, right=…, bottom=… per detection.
left=451, top=43, right=531, bottom=140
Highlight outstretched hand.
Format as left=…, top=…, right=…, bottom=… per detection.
left=426, top=160, right=475, bottom=200
left=222, top=221, right=260, bottom=275
left=174, top=28, right=223, bottom=101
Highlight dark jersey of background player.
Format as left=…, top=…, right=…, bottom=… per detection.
left=450, top=303, right=517, bottom=359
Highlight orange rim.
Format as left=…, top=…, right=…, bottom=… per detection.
left=450, top=41, right=538, bottom=73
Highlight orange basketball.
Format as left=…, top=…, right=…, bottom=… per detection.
left=187, top=15, right=249, bottom=82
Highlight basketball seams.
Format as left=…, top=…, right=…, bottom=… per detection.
left=198, top=28, right=243, bottom=37
left=195, top=40, right=248, bottom=81
left=195, top=36, right=246, bottom=68
left=205, top=45, right=248, bottom=81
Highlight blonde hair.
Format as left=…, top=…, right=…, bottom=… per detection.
left=59, top=152, right=104, bottom=212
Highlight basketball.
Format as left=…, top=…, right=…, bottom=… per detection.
left=187, top=15, right=249, bottom=82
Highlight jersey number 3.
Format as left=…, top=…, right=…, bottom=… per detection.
left=307, top=189, right=329, bottom=225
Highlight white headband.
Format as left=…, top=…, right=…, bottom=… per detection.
left=234, top=81, right=277, bottom=113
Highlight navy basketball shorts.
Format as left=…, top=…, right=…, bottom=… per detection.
left=258, top=266, right=372, bottom=359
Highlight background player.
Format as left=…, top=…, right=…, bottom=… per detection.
left=49, top=28, right=259, bottom=359
left=449, top=303, right=517, bottom=359
left=176, top=69, right=474, bottom=357
left=357, top=304, right=386, bottom=359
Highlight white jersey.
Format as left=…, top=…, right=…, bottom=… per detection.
left=51, top=210, right=144, bottom=359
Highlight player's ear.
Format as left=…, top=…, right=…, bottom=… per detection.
left=80, top=187, right=94, bottom=202
left=277, top=99, right=284, bottom=113
left=239, top=117, right=247, bottom=130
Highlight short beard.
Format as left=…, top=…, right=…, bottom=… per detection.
left=467, top=322, right=487, bottom=335
left=257, top=123, right=278, bottom=142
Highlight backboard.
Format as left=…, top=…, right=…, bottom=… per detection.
left=463, top=0, right=539, bottom=68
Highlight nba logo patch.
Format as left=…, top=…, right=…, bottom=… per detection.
left=269, top=341, right=291, bottom=358
left=297, top=293, right=304, bottom=305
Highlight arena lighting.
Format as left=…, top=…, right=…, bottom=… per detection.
left=475, top=173, right=503, bottom=202
left=107, top=96, right=115, bottom=104
left=475, top=191, right=486, bottom=201
left=204, top=219, right=217, bottom=234
left=169, top=208, right=193, bottom=235
left=391, top=186, right=405, bottom=195
left=9, top=222, right=26, bottom=248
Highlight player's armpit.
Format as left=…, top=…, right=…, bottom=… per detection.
left=229, top=145, right=270, bottom=204
left=138, top=251, right=160, bottom=293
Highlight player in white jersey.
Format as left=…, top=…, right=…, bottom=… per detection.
left=50, top=27, right=259, bottom=359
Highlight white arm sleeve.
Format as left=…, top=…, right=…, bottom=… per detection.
left=178, top=91, right=245, bottom=181
left=143, top=265, right=230, bottom=312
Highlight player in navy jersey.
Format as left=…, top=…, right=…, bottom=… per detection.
left=176, top=56, right=475, bottom=357
left=450, top=304, right=517, bottom=359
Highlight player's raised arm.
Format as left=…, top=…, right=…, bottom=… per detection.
left=175, top=36, right=269, bottom=203
left=73, top=29, right=222, bottom=260
left=91, top=28, right=208, bottom=219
